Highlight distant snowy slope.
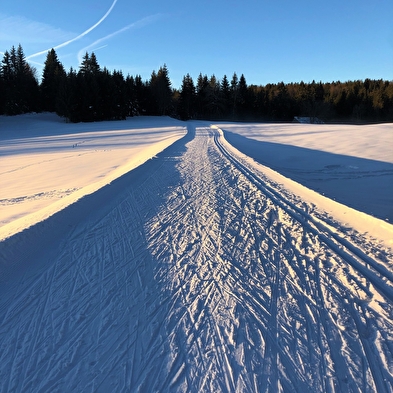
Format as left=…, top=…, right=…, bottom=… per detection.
left=216, top=122, right=393, bottom=222
left=0, top=114, right=186, bottom=240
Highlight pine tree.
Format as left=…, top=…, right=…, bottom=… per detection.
left=134, top=75, right=149, bottom=115
left=207, top=75, right=223, bottom=118
left=238, top=74, right=248, bottom=118
left=196, top=73, right=209, bottom=118
left=178, top=73, right=196, bottom=120
left=111, top=70, right=127, bottom=120
left=125, top=75, right=136, bottom=116
left=157, top=64, right=173, bottom=115
left=77, top=52, right=101, bottom=121
left=1, top=47, right=18, bottom=114
left=41, top=49, right=66, bottom=112
left=149, top=64, right=172, bottom=115
left=220, top=75, right=231, bottom=117
left=55, top=67, right=79, bottom=122
left=79, top=52, right=100, bottom=75
left=0, top=50, right=12, bottom=114
left=230, top=72, right=239, bottom=117
left=0, top=44, right=39, bottom=114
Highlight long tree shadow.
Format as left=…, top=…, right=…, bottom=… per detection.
left=0, top=124, right=194, bottom=281
left=0, top=114, right=185, bottom=140
left=224, top=130, right=393, bottom=222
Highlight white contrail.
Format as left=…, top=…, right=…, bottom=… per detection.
left=77, top=14, right=162, bottom=63
left=26, top=0, right=118, bottom=59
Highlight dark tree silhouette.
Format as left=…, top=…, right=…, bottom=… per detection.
left=1, top=44, right=392, bottom=123
left=178, top=73, right=196, bottom=120
left=0, top=45, right=39, bottom=115
left=41, top=49, right=66, bottom=112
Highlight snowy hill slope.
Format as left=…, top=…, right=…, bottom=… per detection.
left=0, top=117, right=393, bottom=392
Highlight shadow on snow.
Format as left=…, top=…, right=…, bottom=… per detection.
left=223, top=130, right=393, bottom=222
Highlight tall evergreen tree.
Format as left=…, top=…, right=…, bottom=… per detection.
left=208, top=74, right=222, bottom=118
left=41, top=49, right=66, bottom=112
left=0, top=50, right=12, bottom=114
left=178, top=73, right=196, bottom=120
left=77, top=52, right=101, bottom=121
left=136, top=75, right=150, bottom=115
left=149, top=64, right=172, bottom=115
left=111, top=70, right=127, bottom=120
left=0, top=44, right=39, bottom=114
left=196, top=73, right=210, bottom=118
left=56, top=67, right=81, bottom=122
left=237, top=74, right=248, bottom=117
left=230, top=72, right=239, bottom=117
left=220, top=75, right=231, bottom=117
left=79, top=52, right=100, bottom=75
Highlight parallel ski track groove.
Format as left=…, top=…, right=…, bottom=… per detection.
left=214, top=130, right=393, bottom=302
left=214, top=126, right=393, bottom=392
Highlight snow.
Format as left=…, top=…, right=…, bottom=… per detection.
left=0, top=113, right=187, bottom=240
left=212, top=125, right=393, bottom=250
left=1, top=115, right=393, bottom=392
left=216, top=122, right=393, bottom=224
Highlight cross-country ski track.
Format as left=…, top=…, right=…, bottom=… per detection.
left=1, top=122, right=393, bottom=392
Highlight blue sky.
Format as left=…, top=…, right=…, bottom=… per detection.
left=1, top=0, right=392, bottom=88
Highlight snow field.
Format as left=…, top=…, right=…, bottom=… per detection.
left=0, top=116, right=392, bottom=392
left=0, top=113, right=187, bottom=240
left=217, top=122, right=393, bottom=223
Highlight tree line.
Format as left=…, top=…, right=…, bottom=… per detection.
left=1, top=45, right=392, bottom=123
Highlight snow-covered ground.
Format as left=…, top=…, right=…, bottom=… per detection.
left=1, top=115, right=393, bottom=392
left=0, top=113, right=186, bottom=240
left=217, top=122, right=393, bottom=223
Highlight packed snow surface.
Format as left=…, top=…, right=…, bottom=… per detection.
left=1, top=115, right=393, bottom=392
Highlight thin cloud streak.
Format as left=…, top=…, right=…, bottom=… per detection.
left=0, top=14, right=73, bottom=45
left=77, top=14, right=163, bottom=63
left=26, top=0, right=118, bottom=59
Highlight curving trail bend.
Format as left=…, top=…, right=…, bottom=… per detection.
left=0, top=123, right=392, bottom=392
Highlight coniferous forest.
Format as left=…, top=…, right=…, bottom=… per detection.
left=1, top=45, right=393, bottom=123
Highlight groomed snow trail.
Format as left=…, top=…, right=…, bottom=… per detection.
left=1, top=123, right=393, bottom=392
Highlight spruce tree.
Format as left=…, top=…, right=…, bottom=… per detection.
left=1, top=47, right=18, bottom=114
left=196, top=73, right=209, bottom=118
left=0, top=44, right=39, bottom=114
left=0, top=51, right=12, bottom=114
left=150, top=64, right=172, bottom=115
left=77, top=52, right=101, bottom=121
left=134, top=75, right=149, bottom=115
left=178, top=73, right=196, bottom=120
left=79, top=52, right=100, bottom=75
left=55, top=67, right=80, bottom=122
left=230, top=72, right=239, bottom=117
left=220, top=75, right=231, bottom=117
left=111, top=70, right=127, bottom=120
left=41, top=49, right=66, bottom=112
left=238, top=74, right=248, bottom=117
left=125, top=75, right=136, bottom=116
left=208, top=74, right=222, bottom=118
